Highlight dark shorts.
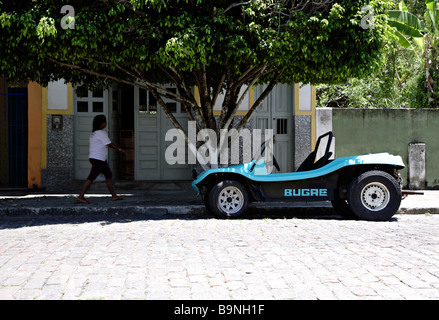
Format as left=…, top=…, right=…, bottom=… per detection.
left=87, top=158, right=112, bottom=181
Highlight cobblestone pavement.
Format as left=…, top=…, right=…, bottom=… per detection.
left=0, top=213, right=438, bottom=300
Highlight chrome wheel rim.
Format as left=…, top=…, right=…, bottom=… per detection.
left=361, top=182, right=390, bottom=211
left=218, top=186, right=244, bottom=214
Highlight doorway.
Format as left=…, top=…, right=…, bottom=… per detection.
left=254, top=84, right=294, bottom=173
left=134, top=86, right=192, bottom=180
left=0, top=80, right=28, bottom=188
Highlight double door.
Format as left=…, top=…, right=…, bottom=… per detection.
left=74, top=88, right=109, bottom=180
left=253, top=84, right=294, bottom=173
left=134, top=87, right=191, bottom=180
left=74, top=87, right=122, bottom=180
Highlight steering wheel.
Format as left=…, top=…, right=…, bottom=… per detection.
left=250, top=141, right=281, bottom=172
left=273, top=155, right=280, bottom=172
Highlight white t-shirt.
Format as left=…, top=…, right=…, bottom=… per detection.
left=89, top=130, right=112, bottom=161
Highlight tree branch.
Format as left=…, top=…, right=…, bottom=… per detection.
left=224, top=1, right=253, bottom=14
left=211, top=69, right=227, bottom=108
left=196, top=64, right=217, bottom=132
left=222, top=63, right=268, bottom=130
left=236, top=67, right=286, bottom=132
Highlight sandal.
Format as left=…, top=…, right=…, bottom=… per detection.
left=112, top=196, right=124, bottom=201
left=77, top=197, right=91, bottom=204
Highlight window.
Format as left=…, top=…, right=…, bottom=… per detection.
left=148, top=92, right=157, bottom=114
left=257, top=118, right=268, bottom=131
left=166, top=88, right=177, bottom=113
left=166, top=103, right=177, bottom=113
left=93, top=101, right=104, bottom=113
left=77, top=101, right=88, bottom=112
left=276, top=118, right=288, bottom=135
left=74, top=86, right=106, bottom=114
left=139, top=89, right=158, bottom=114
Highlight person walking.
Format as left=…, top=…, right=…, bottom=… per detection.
left=77, top=115, right=125, bottom=204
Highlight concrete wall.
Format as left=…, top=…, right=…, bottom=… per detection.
left=317, top=108, right=439, bottom=190
left=41, top=115, right=75, bottom=192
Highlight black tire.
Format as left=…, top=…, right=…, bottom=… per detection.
left=208, top=180, right=249, bottom=218
left=202, top=191, right=213, bottom=213
left=331, top=199, right=357, bottom=220
left=347, top=170, right=402, bottom=221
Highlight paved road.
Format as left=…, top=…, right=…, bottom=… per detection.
left=0, top=213, right=438, bottom=300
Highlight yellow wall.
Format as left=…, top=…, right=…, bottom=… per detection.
left=27, top=82, right=73, bottom=188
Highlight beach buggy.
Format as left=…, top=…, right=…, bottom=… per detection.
left=192, top=132, right=405, bottom=221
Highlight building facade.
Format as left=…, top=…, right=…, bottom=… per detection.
left=0, top=79, right=317, bottom=192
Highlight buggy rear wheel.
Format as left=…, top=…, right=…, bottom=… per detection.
left=347, top=170, right=402, bottom=221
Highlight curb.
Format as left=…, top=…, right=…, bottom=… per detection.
left=0, top=204, right=207, bottom=217
left=1, top=190, right=437, bottom=218
left=0, top=202, right=436, bottom=218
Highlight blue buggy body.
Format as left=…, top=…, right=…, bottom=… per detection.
left=192, top=132, right=405, bottom=221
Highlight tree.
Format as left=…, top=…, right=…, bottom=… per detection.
left=316, top=43, right=427, bottom=109
left=388, top=0, right=439, bottom=105
left=1, top=0, right=392, bottom=156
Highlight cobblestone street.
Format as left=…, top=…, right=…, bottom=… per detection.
left=1, top=213, right=439, bottom=300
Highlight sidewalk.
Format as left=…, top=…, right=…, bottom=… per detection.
left=0, top=187, right=437, bottom=217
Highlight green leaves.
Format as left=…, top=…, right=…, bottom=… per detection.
left=36, top=17, right=56, bottom=40
left=387, top=1, right=439, bottom=57
left=0, top=0, right=393, bottom=89
left=387, top=0, right=439, bottom=106
left=388, top=10, right=426, bottom=37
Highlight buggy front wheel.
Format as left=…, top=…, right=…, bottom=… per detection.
left=208, top=180, right=249, bottom=218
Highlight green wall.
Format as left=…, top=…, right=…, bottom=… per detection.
left=332, top=109, right=439, bottom=189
